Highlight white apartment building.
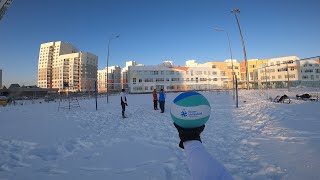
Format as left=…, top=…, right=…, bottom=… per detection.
left=257, top=56, right=300, bottom=88
left=38, top=41, right=98, bottom=92
left=98, top=65, right=121, bottom=92
left=57, top=52, right=98, bottom=92
left=299, top=57, right=320, bottom=86
left=121, top=61, right=142, bottom=90
left=128, top=61, right=226, bottom=93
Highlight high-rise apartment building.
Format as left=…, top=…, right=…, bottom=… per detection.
left=98, top=65, right=121, bottom=92
left=0, top=0, right=13, bottom=21
left=37, top=41, right=98, bottom=92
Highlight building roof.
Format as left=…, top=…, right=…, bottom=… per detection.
left=171, top=67, right=189, bottom=71
left=8, top=84, right=20, bottom=89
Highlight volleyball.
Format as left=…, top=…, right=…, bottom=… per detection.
left=171, top=91, right=211, bottom=128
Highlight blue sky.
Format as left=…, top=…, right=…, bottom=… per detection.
left=0, top=0, right=320, bottom=86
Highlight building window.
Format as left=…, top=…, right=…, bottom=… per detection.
left=196, top=71, right=202, bottom=75
left=156, top=78, right=164, bottom=82
left=133, top=87, right=143, bottom=91
left=133, top=78, right=136, bottom=84
left=167, top=86, right=174, bottom=90
left=144, top=78, right=153, bottom=82
left=278, top=75, right=282, bottom=79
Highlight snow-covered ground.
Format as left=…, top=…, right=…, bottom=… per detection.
left=0, top=89, right=319, bottom=180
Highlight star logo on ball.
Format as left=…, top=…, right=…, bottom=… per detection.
left=181, top=110, right=188, bottom=117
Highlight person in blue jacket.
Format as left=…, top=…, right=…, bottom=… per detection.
left=174, top=123, right=234, bottom=180
left=158, top=89, right=166, bottom=113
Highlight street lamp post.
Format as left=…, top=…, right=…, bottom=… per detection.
left=231, top=8, right=249, bottom=90
left=214, top=28, right=235, bottom=100
left=106, top=35, right=119, bottom=104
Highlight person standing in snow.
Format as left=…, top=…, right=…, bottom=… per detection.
left=152, top=89, right=158, bottom=110
left=159, top=89, right=166, bottom=113
left=120, top=89, right=128, bottom=118
left=174, top=123, right=234, bottom=180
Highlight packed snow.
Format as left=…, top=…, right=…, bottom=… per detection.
left=0, top=89, right=320, bottom=180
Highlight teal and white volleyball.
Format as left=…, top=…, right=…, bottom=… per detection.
left=171, top=91, right=211, bottom=128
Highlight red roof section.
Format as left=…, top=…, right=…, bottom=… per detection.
left=171, top=67, right=189, bottom=71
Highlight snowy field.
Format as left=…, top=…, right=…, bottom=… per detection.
left=0, top=89, right=320, bottom=180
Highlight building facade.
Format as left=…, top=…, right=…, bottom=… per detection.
left=121, top=61, right=142, bottom=90
left=207, top=60, right=240, bottom=89
left=57, top=52, right=98, bottom=92
left=98, top=65, right=121, bottom=93
left=256, top=56, right=300, bottom=88
left=127, top=61, right=227, bottom=93
left=37, top=41, right=98, bottom=92
left=298, top=56, right=320, bottom=87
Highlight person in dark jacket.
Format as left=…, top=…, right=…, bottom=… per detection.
left=152, top=89, right=158, bottom=110
left=159, top=89, right=166, bottom=113
left=120, top=89, right=128, bottom=118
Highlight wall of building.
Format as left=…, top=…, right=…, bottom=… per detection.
left=128, top=64, right=226, bottom=93
left=37, top=42, right=98, bottom=92
left=98, top=65, right=121, bottom=92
